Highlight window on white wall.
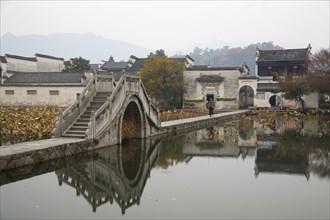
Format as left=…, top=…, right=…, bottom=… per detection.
left=5, top=90, right=14, bottom=95
left=27, top=90, right=37, bottom=95
left=49, top=90, right=59, bottom=95
left=256, top=92, right=265, bottom=99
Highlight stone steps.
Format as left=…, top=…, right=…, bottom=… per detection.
left=63, top=92, right=111, bottom=138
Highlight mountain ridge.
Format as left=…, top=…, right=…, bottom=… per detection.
left=1, top=32, right=152, bottom=63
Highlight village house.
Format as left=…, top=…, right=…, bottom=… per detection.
left=184, top=64, right=250, bottom=110
left=0, top=53, right=91, bottom=107
left=99, top=54, right=248, bottom=110
left=98, top=54, right=194, bottom=79
left=0, top=53, right=65, bottom=83
left=0, top=71, right=92, bottom=107
left=0, top=47, right=320, bottom=109
left=253, top=44, right=318, bottom=109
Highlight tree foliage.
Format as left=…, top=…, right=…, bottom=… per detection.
left=148, top=49, right=166, bottom=58
left=276, top=48, right=330, bottom=109
left=140, top=55, right=186, bottom=110
left=307, top=48, right=330, bottom=95
left=63, top=56, right=90, bottom=72
left=277, top=74, right=310, bottom=110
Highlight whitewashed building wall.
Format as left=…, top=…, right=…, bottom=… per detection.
left=183, top=68, right=244, bottom=109
left=254, top=91, right=319, bottom=109
left=0, top=86, right=85, bottom=107
left=36, top=57, right=64, bottom=72
left=5, top=57, right=37, bottom=72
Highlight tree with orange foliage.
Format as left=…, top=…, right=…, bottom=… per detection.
left=140, top=55, right=186, bottom=110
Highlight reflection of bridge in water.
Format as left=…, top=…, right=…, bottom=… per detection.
left=55, top=139, right=160, bottom=214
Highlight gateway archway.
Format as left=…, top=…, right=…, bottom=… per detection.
left=239, top=86, right=254, bottom=109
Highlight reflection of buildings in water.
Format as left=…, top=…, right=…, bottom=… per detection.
left=253, top=117, right=322, bottom=137
left=55, top=140, right=159, bottom=214
left=183, top=126, right=257, bottom=160
left=254, top=144, right=310, bottom=180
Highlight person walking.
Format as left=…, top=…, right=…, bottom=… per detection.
left=206, top=98, right=215, bottom=116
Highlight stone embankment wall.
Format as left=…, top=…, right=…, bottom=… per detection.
left=0, top=138, right=93, bottom=171
left=0, top=110, right=250, bottom=171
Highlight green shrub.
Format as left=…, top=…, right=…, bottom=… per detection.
left=184, top=98, right=204, bottom=103
left=216, top=97, right=237, bottom=101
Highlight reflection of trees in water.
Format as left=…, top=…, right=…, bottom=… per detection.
left=237, top=117, right=254, bottom=140
left=239, top=112, right=330, bottom=179
left=242, top=111, right=330, bottom=138
left=309, top=149, right=329, bottom=179
left=206, top=127, right=216, bottom=140
left=155, top=135, right=187, bottom=169
left=275, top=131, right=330, bottom=179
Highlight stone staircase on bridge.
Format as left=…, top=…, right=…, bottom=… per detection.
left=62, top=92, right=111, bottom=138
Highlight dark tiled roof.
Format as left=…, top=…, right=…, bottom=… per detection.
left=196, top=75, right=224, bottom=82
left=128, top=56, right=190, bottom=71
left=258, top=48, right=309, bottom=62
left=101, top=61, right=128, bottom=70
left=5, top=54, right=37, bottom=62
left=89, top=64, right=100, bottom=70
left=187, top=66, right=240, bottom=71
left=130, top=55, right=139, bottom=60
left=256, top=83, right=280, bottom=92
left=35, top=53, right=64, bottom=61
left=186, top=55, right=195, bottom=62
left=3, top=72, right=85, bottom=84
left=172, top=57, right=187, bottom=63
left=97, top=70, right=138, bottom=81
left=130, top=58, right=148, bottom=71
left=0, top=56, right=7, bottom=63
left=239, top=76, right=258, bottom=80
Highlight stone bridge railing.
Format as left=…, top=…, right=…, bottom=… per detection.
left=86, top=74, right=161, bottom=141
left=52, top=73, right=97, bottom=137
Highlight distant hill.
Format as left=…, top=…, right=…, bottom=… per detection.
left=185, top=42, right=284, bottom=75
left=1, top=32, right=286, bottom=75
left=0, top=32, right=152, bottom=63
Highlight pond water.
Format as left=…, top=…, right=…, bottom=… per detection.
left=1, top=115, right=329, bottom=219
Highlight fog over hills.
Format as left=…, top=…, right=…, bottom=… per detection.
left=1, top=32, right=299, bottom=76
left=1, top=32, right=152, bottom=63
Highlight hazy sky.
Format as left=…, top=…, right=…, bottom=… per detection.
left=1, top=0, right=329, bottom=53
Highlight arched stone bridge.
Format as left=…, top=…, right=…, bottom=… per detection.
left=52, top=73, right=161, bottom=145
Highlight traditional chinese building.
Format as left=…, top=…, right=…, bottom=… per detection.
left=252, top=44, right=318, bottom=109
left=0, top=53, right=65, bottom=83
left=184, top=64, right=250, bottom=110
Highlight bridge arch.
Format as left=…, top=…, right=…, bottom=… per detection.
left=119, top=95, right=146, bottom=142
left=55, top=74, right=161, bottom=146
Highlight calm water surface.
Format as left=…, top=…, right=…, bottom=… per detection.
left=1, top=117, right=329, bottom=219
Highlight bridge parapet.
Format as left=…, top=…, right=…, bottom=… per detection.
left=87, top=74, right=161, bottom=144
left=96, top=74, right=115, bottom=92
left=87, top=75, right=126, bottom=139
left=52, top=73, right=97, bottom=137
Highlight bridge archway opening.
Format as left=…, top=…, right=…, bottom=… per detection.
left=239, top=86, right=254, bottom=109
left=121, top=100, right=143, bottom=142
